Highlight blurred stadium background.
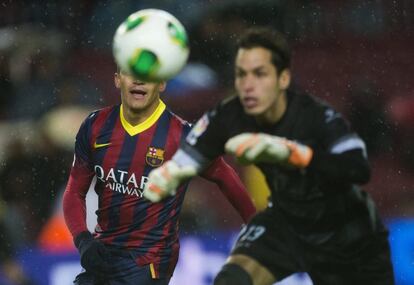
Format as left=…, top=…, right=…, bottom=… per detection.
left=0, top=0, right=413, bottom=284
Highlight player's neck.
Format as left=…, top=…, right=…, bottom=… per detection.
left=256, top=92, right=287, bottom=125
left=122, top=100, right=160, bottom=126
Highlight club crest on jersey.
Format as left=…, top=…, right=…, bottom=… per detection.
left=146, top=147, right=165, bottom=167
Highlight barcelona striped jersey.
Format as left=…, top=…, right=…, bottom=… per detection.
left=71, top=100, right=190, bottom=277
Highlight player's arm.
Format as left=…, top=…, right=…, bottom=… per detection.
left=143, top=149, right=205, bottom=202
left=308, top=107, right=371, bottom=184
left=201, top=157, right=256, bottom=223
left=63, top=115, right=95, bottom=238
left=308, top=137, right=370, bottom=184
left=63, top=156, right=111, bottom=273
left=62, top=157, right=94, bottom=238
left=225, top=132, right=369, bottom=184
left=225, top=104, right=370, bottom=184
left=63, top=114, right=110, bottom=273
left=225, top=133, right=313, bottom=168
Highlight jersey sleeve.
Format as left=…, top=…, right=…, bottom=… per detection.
left=173, top=105, right=228, bottom=171
left=74, top=115, right=94, bottom=167
left=308, top=106, right=370, bottom=184
left=185, top=106, right=227, bottom=161
left=313, top=106, right=366, bottom=157
left=63, top=115, right=96, bottom=238
left=63, top=158, right=95, bottom=238
left=200, top=157, right=256, bottom=223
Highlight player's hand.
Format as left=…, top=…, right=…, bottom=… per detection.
left=225, top=133, right=289, bottom=164
left=225, top=133, right=313, bottom=168
left=144, top=160, right=197, bottom=202
left=75, top=231, right=111, bottom=275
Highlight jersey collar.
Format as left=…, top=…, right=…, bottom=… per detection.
left=120, top=100, right=166, bottom=136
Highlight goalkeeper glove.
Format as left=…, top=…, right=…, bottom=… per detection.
left=144, top=160, right=197, bottom=202
left=225, top=133, right=313, bottom=168
left=75, top=231, right=111, bottom=275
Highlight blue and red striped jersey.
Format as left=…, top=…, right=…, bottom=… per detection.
left=74, top=101, right=189, bottom=277
left=64, top=99, right=256, bottom=278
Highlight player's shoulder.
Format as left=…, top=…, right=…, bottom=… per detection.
left=290, top=90, right=319, bottom=106
left=80, top=105, right=117, bottom=129
left=291, top=90, right=338, bottom=114
left=219, top=95, right=242, bottom=110
left=291, top=90, right=347, bottom=128
left=212, top=95, right=244, bottom=119
left=86, top=105, right=116, bottom=120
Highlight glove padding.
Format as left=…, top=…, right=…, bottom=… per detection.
left=75, top=231, right=111, bottom=275
left=225, top=133, right=313, bottom=168
left=144, top=160, right=197, bottom=202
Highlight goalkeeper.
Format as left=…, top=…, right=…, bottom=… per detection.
left=144, top=27, right=395, bottom=285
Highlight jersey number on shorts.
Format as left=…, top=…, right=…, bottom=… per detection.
left=239, top=225, right=266, bottom=242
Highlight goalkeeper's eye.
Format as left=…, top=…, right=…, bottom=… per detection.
left=235, top=69, right=246, bottom=78
left=254, top=71, right=267, bottom=78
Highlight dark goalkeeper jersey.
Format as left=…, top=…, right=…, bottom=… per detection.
left=182, top=90, right=385, bottom=246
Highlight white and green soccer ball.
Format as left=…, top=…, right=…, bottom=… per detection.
left=113, top=9, right=189, bottom=82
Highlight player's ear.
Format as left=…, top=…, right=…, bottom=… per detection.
left=278, top=69, right=291, bottom=90
left=159, top=81, right=167, bottom=92
left=114, top=72, right=121, bottom=89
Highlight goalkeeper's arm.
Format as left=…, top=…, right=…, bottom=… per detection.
left=143, top=149, right=206, bottom=202
left=225, top=133, right=313, bottom=168
left=225, top=132, right=370, bottom=184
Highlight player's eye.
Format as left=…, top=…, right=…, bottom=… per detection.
left=254, top=70, right=267, bottom=77
left=235, top=70, right=246, bottom=78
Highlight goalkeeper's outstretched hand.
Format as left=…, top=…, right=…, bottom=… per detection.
left=225, top=133, right=313, bottom=168
left=144, top=160, right=197, bottom=202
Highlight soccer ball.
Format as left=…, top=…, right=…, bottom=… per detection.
left=113, top=9, right=189, bottom=82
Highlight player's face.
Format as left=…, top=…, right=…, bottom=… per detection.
left=115, top=71, right=166, bottom=114
left=235, top=47, right=290, bottom=122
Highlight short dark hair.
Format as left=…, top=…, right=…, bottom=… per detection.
left=237, top=27, right=291, bottom=72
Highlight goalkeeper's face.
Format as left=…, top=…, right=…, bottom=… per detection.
left=115, top=70, right=166, bottom=114
left=235, top=47, right=290, bottom=123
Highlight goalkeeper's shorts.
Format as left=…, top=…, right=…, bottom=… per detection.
left=231, top=207, right=395, bottom=285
